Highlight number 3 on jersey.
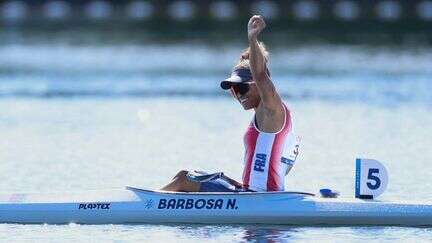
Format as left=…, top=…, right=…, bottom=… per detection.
left=355, top=158, right=388, bottom=199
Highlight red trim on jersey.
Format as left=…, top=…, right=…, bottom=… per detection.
left=266, top=108, right=292, bottom=191
left=242, top=123, right=259, bottom=189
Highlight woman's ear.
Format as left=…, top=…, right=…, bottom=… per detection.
left=240, top=47, right=250, bottom=60
left=241, top=52, right=249, bottom=60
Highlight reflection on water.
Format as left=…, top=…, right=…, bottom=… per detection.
left=241, top=225, right=298, bottom=242
left=2, top=223, right=432, bottom=242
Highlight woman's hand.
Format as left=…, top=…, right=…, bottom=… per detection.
left=221, top=174, right=244, bottom=189
left=248, top=15, right=266, bottom=41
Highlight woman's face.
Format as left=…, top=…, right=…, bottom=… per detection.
left=230, top=81, right=261, bottom=110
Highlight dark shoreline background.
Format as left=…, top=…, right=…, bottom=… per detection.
left=1, top=0, right=432, bottom=45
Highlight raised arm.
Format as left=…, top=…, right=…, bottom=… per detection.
left=247, top=15, right=282, bottom=111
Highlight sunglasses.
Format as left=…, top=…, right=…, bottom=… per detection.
left=231, top=82, right=254, bottom=95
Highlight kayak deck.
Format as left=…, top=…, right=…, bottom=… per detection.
left=0, top=187, right=431, bottom=226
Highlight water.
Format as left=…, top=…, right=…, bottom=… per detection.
left=1, top=40, right=432, bottom=242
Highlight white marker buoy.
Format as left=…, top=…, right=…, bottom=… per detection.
left=355, top=158, right=388, bottom=199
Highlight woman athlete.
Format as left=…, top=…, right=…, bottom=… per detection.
left=161, top=15, right=299, bottom=192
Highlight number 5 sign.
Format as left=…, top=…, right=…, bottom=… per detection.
left=355, top=158, right=388, bottom=199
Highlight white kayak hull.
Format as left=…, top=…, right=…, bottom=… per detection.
left=0, top=186, right=431, bottom=226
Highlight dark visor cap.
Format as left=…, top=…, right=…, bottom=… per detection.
left=220, top=67, right=271, bottom=90
left=220, top=68, right=253, bottom=90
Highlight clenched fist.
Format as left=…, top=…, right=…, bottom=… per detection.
left=248, top=15, right=266, bottom=41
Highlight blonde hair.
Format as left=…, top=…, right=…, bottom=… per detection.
left=233, top=42, right=269, bottom=71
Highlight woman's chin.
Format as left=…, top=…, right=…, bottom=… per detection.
left=241, top=103, right=254, bottom=110
left=238, top=99, right=257, bottom=110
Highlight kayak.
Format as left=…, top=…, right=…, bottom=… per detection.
left=0, top=186, right=431, bottom=226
